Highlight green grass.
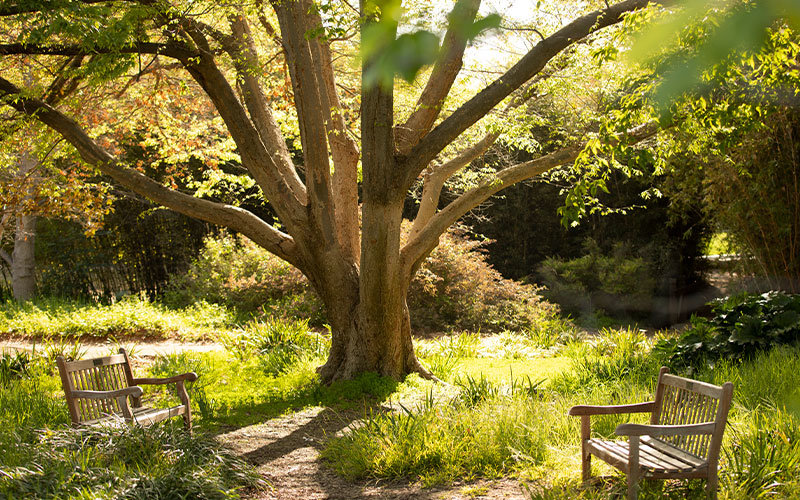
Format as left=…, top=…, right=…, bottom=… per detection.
left=452, top=357, right=570, bottom=382
left=0, top=423, right=265, bottom=499
left=4, top=300, right=800, bottom=499
left=323, top=331, right=800, bottom=499
left=146, top=350, right=400, bottom=429
left=0, top=296, right=235, bottom=340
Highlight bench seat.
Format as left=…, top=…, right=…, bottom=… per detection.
left=587, top=437, right=708, bottom=477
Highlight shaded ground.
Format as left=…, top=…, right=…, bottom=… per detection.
left=221, top=407, right=528, bottom=500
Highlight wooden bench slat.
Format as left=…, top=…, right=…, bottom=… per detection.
left=80, top=405, right=187, bottom=427
left=63, top=354, right=127, bottom=373
left=642, top=436, right=706, bottom=466
left=588, top=439, right=705, bottom=473
left=660, top=373, right=725, bottom=399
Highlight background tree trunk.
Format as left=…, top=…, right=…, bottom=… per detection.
left=10, top=153, right=38, bottom=302
left=11, top=214, right=36, bottom=302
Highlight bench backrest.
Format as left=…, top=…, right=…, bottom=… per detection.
left=56, top=349, right=136, bottom=424
left=651, top=367, right=734, bottom=462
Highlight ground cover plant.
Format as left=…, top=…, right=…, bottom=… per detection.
left=654, top=291, right=800, bottom=371
left=0, top=296, right=234, bottom=340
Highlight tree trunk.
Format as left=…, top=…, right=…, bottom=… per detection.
left=11, top=214, right=36, bottom=302
left=315, top=202, right=427, bottom=383
left=316, top=280, right=426, bottom=384
left=11, top=152, right=38, bottom=303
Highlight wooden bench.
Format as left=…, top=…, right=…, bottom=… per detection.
left=568, top=367, right=733, bottom=500
left=56, top=348, right=198, bottom=431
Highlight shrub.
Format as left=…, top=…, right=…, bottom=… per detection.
left=170, top=229, right=558, bottom=333
left=537, top=239, right=657, bottom=318
left=653, top=291, right=800, bottom=371
left=407, top=227, right=557, bottom=333
left=164, top=233, right=325, bottom=323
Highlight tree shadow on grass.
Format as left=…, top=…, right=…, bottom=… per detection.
left=201, top=371, right=400, bottom=432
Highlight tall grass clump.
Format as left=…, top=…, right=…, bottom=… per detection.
left=696, top=345, right=800, bottom=412
left=0, top=424, right=265, bottom=499
left=223, top=318, right=328, bottom=375
left=550, top=327, right=658, bottom=393
left=0, top=355, right=69, bottom=445
left=0, top=296, right=233, bottom=340
left=322, top=394, right=550, bottom=486
left=722, top=411, right=800, bottom=499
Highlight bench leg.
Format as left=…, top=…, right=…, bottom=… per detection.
left=580, top=416, right=591, bottom=481
left=706, top=472, right=718, bottom=500
left=627, top=437, right=640, bottom=500
left=176, top=380, right=193, bottom=434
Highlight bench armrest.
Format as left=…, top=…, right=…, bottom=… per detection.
left=568, top=401, right=654, bottom=416
left=615, top=422, right=716, bottom=437
left=72, top=386, right=144, bottom=400
left=132, top=372, right=198, bottom=385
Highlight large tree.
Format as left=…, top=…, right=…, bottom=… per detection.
left=0, top=0, right=659, bottom=381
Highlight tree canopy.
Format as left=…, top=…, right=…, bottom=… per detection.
left=0, top=0, right=673, bottom=381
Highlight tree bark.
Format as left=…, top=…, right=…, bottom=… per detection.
left=314, top=257, right=426, bottom=383
left=11, top=213, right=36, bottom=302
left=10, top=152, right=38, bottom=302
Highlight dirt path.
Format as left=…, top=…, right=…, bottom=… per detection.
left=221, top=407, right=528, bottom=500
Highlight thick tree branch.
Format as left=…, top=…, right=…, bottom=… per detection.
left=0, top=42, right=196, bottom=59
left=0, top=248, right=11, bottom=267
left=273, top=0, right=341, bottom=254
left=228, top=14, right=308, bottom=206
left=400, top=0, right=658, bottom=192
left=401, top=121, right=660, bottom=274
left=0, top=76, right=301, bottom=267
left=153, top=15, right=309, bottom=236
left=408, top=130, right=499, bottom=239
left=305, top=6, right=361, bottom=263
left=394, top=0, right=481, bottom=155
left=408, top=67, right=558, bottom=240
